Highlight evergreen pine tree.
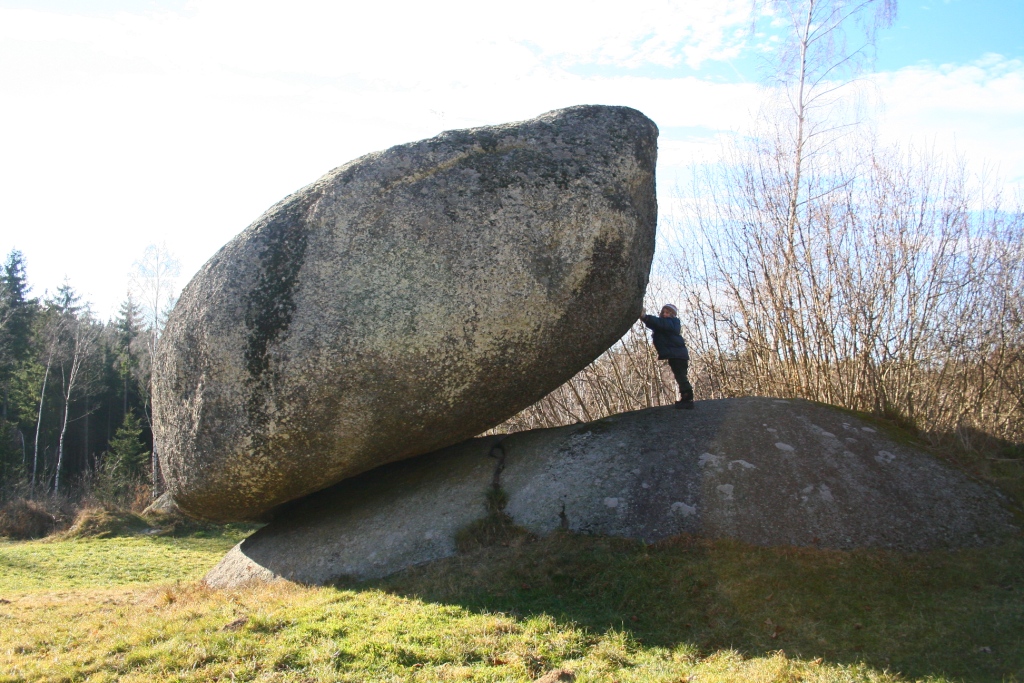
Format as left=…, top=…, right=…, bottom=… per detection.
left=0, top=250, right=35, bottom=487
left=52, top=279, right=82, bottom=317
left=1, top=250, right=34, bottom=420
left=114, top=294, right=144, bottom=417
left=99, top=410, right=151, bottom=497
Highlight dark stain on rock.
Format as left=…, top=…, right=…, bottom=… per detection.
left=476, top=130, right=500, bottom=153
left=464, top=148, right=565, bottom=194
left=243, top=195, right=314, bottom=448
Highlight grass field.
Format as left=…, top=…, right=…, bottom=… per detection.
left=0, top=529, right=252, bottom=592
left=2, top=519, right=1022, bottom=682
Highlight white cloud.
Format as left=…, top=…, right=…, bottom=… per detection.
left=178, top=0, right=755, bottom=73
left=873, top=55, right=1024, bottom=187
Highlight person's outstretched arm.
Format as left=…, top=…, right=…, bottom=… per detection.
left=641, top=315, right=680, bottom=333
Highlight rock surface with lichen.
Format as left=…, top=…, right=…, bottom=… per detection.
left=153, top=105, right=659, bottom=522
left=203, top=397, right=1018, bottom=587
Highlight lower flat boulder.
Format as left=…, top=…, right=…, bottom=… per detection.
left=204, top=397, right=1017, bottom=587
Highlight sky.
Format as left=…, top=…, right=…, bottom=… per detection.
left=1, top=0, right=1022, bottom=319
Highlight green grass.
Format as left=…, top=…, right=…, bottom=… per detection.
left=1, top=522, right=1022, bottom=682
left=0, top=526, right=251, bottom=591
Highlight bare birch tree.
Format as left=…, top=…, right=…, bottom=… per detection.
left=30, top=333, right=56, bottom=495
left=53, top=317, right=93, bottom=494
left=129, top=243, right=181, bottom=367
left=128, top=243, right=180, bottom=495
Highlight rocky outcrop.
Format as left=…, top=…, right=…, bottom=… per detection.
left=204, top=398, right=1017, bottom=587
left=153, top=105, right=659, bottom=522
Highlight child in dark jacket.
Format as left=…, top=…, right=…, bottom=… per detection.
left=641, top=304, right=694, bottom=409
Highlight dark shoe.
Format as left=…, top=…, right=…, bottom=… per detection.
left=675, top=399, right=694, bottom=410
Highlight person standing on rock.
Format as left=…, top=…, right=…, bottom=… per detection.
left=641, top=304, right=694, bottom=409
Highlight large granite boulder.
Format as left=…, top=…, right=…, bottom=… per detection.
left=204, top=398, right=1018, bottom=587
left=154, top=105, right=658, bottom=522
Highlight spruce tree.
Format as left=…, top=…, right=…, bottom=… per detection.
left=114, top=295, right=144, bottom=417
left=100, top=410, right=151, bottom=496
left=0, top=250, right=35, bottom=487
left=1, top=250, right=34, bottom=420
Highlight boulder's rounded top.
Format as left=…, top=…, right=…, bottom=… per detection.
left=534, top=104, right=659, bottom=130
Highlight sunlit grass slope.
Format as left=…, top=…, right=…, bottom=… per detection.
left=1, top=523, right=1022, bottom=682
left=0, top=528, right=251, bottom=592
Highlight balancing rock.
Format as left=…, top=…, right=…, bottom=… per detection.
left=153, top=105, right=659, bottom=522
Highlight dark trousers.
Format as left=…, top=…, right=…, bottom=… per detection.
left=668, top=358, right=693, bottom=402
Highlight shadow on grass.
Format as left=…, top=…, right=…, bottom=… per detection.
left=369, top=531, right=1024, bottom=682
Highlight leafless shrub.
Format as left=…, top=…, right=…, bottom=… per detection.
left=669, top=131, right=1024, bottom=447
left=491, top=142, right=1022, bottom=453
left=489, top=320, right=676, bottom=433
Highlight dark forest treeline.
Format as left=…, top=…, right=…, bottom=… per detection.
left=0, top=250, right=154, bottom=508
